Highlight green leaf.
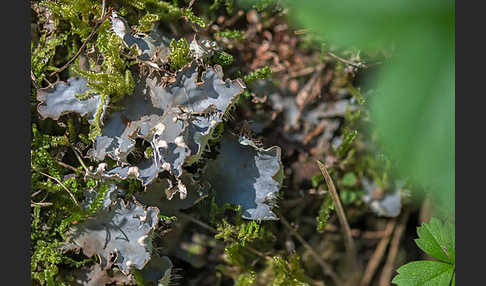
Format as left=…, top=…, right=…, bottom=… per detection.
left=279, top=0, right=455, bottom=214
left=283, top=0, right=450, bottom=50
left=392, top=260, right=454, bottom=286
left=370, top=25, right=455, bottom=214
left=341, top=172, right=357, bottom=187
left=392, top=218, right=455, bottom=286
left=415, top=218, right=455, bottom=264
left=339, top=190, right=358, bottom=206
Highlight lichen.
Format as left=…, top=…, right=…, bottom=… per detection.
left=361, top=178, right=403, bottom=217
left=36, top=76, right=106, bottom=125
left=65, top=198, right=160, bottom=273
left=204, top=132, right=283, bottom=221
left=90, top=62, right=244, bottom=185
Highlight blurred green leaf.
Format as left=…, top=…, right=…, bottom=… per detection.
left=341, top=172, right=357, bottom=187
left=311, top=174, right=324, bottom=188
left=283, top=0, right=451, bottom=50
left=339, top=190, right=358, bottom=205
left=280, top=0, right=455, bottom=214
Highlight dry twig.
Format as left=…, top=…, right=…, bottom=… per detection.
left=56, top=159, right=84, bottom=174
left=378, top=209, right=411, bottom=286
left=327, top=51, right=367, bottom=68
left=360, top=220, right=397, bottom=286
left=31, top=201, right=53, bottom=207
left=71, top=146, right=91, bottom=174
left=175, top=211, right=217, bottom=233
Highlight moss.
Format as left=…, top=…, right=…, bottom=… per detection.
left=182, top=8, right=207, bottom=28
left=235, top=271, right=257, bottom=286
left=252, top=0, right=278, bottom=12
left=316, top=195, right=334, bottom=233
left=31, top=124, right=69, bottom=180
left=243, top=66, right=272, bottom=85
left=266, top=255, right=311, bottom=286
left=212, top=51, right=234, bottom=66
left=71, top=67, right=135, bottom=141
left=56, top=181, right=112, bottom=237
left=144, top=146, right=154, bottom=158
left=31, top=33, right=68, bottom=86
left=32, top=120, right=103, bottom=286
left=169, top=38, right=191, bottom=71
left=138, top=13, right=160, bottom=32
left=336, top=128, right=357, bottom=158
left=127, top=0, right=206, bottom=28
left=215, top=30, right=245, bottom=40
left=210, top=0, right=235, bottom=14
left=214, top=205, right=276, bottom=270
left=348, top=85, right=366, bottom=105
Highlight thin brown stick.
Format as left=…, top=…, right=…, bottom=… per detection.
left=327, top=51, right=367, bottom=68
left=31, top=190, right=44, bottom=198
left=56, top=159, right=84, bottom=174
left=34, top=168, right=80, bottom=208
left=378, top=209, right=411, bottom=286
left=71, top=146, right=91, bottom=174
left=49, top=7, right=112, bottom=77
left=321, top=223, right=394, bottom=239
left=175, top=211, right=217, bottom=233
left=294, top=29, right=309, bottom=35
left=277, top=211, right=343, bottom=285
left=360, top=220, right=397, bottom=286
left=317, top=160, right=358, bottom=265
left=31, top=201, right=53, bottom=207
left=244, top=245, right=274, bottom=261
left=419, top=194, right=433, bottom=224
left=100, top=0, right=106, bottom=18
left=31, top=70, right=39, bottom=89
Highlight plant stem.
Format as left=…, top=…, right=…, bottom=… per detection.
left=316, top=160, right=358, bottom=267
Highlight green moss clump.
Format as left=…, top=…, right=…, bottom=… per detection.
left=336, top=128, right=357, bottom=158
left=215, top=30, right=245, bottom=40
left=316, top=195, right=334, bottom=233
left=169, top=38, right=191, bottom=71
left=128, top=0, right=206, bottom=28
left=137, top=13, right=160, bottom=32
left=31, top=33, right=68, bottom=86
left=243, top=66, right=272, bottom=85
left=266, top=255, right=312, bottom=286
left=72, top=67, right=135, bottom=141
left=235, top=271, right=257, bottom=286
left=182, top=8, right=207, bottom=28
left=144, top=146, right=154, bottom=158
left=212, top=51, right=234, bottom=66
left=252, top=0, right=278, bottom=12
